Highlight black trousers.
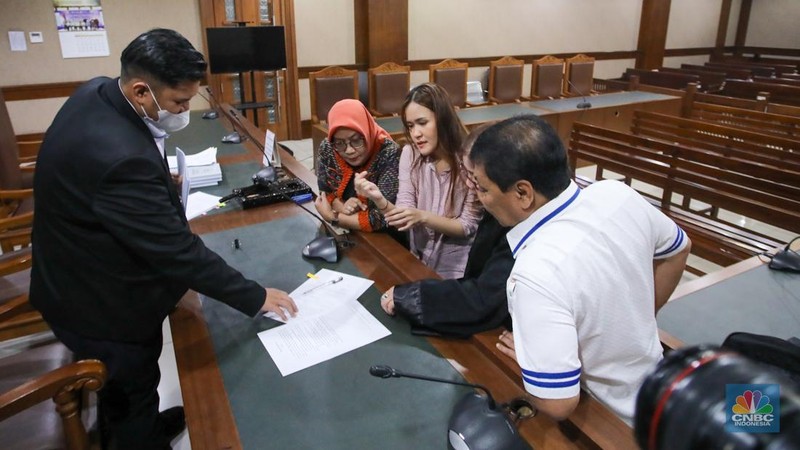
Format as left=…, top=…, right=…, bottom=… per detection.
left=51, top=324, right=169, bottom=449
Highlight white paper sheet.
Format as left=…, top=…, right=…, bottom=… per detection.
left=175, top=148, right=190, bottom=211
left=168, top=146, right=218, bottom=168
left=264, top=269, right=374, bottom=323
left=185, top=192, right=220, bottom=220
left=8, top=31, right=26, bottom=51
left=258, top=300, right=391, bottom=376
left=264, top=129, right=275, bottom=166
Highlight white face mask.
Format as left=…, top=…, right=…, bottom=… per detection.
left=142, top=84, right=190, bottom=133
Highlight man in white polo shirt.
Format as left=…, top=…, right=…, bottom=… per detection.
left=468, top=115, right=691, bottom=425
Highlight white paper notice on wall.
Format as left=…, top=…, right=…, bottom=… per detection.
left=58, top=30, right=109, bottom=58
left=8, top=31, right=27, bottom=52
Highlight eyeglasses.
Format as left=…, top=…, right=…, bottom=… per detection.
left=332, top=135, right=366, bottom=152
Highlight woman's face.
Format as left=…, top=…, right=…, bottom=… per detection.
left=331, top=127, right=370, bottom=167
left=404, top=102, right=439, bottom=157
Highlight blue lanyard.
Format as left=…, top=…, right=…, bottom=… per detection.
left=512, top=186, right=580, bottom=257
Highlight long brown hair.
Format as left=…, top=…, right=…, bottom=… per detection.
left=401, top=83, right=468, bottom=216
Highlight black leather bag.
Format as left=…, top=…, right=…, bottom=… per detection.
left=722, top=332, right=800, bottom=385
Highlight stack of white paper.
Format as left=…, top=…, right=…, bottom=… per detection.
left=168, top=147, right=222, bottom=188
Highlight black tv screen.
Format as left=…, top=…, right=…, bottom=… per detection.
left=206, top=26, right=287, bottom=74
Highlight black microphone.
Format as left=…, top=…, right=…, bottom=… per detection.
left=369, top=364, right=532, bottom=450
left=280, top=193, right=349, bottom=263
left=566, top=79, right=592, bottom=109
left=369, top=364, right=496, bottom=409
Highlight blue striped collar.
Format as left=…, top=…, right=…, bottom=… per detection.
left=507, top=181, right=580, bottom=258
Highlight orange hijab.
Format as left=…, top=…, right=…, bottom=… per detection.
left=327, top=99, right=391, bottom=164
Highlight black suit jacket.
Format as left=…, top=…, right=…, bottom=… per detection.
left=30, top=77, right=264, bottom=343
left=392, top=214, right=514, bottom=338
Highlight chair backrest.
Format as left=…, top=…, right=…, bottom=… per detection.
left=530, top=55, right=565, bottom=99
left=564, top=54, right=595, bottom=96
left=488, top=56, right=524, bottom=103
left=0, top=89, right=22, bottom=191
left=429, top=59, right=469, bottom=108
left=308, top=66, right=359, bottom=124
left=368, top=62, right=411, bottom=116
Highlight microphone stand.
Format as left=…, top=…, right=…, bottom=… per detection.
left=283, top=193, right=355, bottom=263
left=369, top=364, right=532, bottom=450
left=370, top=365, right=496, bottom=408
left=566, top=79, right=592, bottom=109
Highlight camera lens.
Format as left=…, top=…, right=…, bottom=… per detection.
left=635, top=345, right=800, bottom=450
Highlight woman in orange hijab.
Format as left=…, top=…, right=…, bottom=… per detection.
left=314, top=99, right=400, bottom=232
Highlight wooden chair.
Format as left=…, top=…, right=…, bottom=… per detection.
left=368, top=62, right=411, bottom=117
left=0, top=89, right=34, bottom=223
left=429, top=59, right=469, bottom=108
left=0, top=246, right=47, bottom=342
left=0, top=278, right=105, bottom=450
left=530, top=55, right=565, bottom=99
left=487, top=56, right=524, bottom=104
left=0, top=204, right=39, bottom=342
left=563, top=54, right=595, bottom=97
left=0, top=342, right=106, bottom=450
left=308, top=66, right=359, bottom=124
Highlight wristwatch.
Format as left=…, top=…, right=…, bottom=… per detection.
left=331, top=211, right=340, bottom=227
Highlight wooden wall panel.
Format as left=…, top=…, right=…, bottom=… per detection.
left=636, top=0, right=672, bottom=69
left=354, top=0, right=408, bottom=68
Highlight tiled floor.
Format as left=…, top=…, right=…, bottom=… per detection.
left=280, top=138, right=315, bottom=172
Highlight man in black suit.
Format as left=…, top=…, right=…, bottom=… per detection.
left=30, top=29, right=297, bottom=449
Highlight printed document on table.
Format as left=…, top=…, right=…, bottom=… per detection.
left=264, top=269, right=373, bottom=323
left=258, top=299, right=391, bottom=376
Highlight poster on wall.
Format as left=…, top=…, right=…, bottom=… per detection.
left=53, top=0, right=109, bottom=59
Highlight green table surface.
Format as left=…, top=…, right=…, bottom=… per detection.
left=197, top=216, right=470, bottom=449
left=658, top=265, right=800, bottom=346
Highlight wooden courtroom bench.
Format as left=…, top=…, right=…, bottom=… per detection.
left=681, top=63, right=752, bottom=81
left=709, top=58, right=798, bottom=77
left=658, top=67, right=726, bottom=92
left=753, top=75, right=800, bottom=88
left=705, top=62, right=775, bottom=78
left=680, top=82, right=800, bottom=116
left=619, top=68, right=700, bottom=91
left=631, top=110, right=800, bottom=172
left=720, top=79, right=800, bottom=107
left=717, top=55, right=800, bottom=73
left=684, top=101, right=800, bottom=140
left=568, top=122, right=800, bottom=270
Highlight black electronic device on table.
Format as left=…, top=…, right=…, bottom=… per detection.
left=226, top=176, right=313, bottom=210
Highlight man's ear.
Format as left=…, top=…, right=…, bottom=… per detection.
left=514, top=181, right=535, bottom=209
left=130, top=81, right=150, bottom=101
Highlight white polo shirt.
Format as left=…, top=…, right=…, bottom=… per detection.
left=506, top=180, right=688, bottom=425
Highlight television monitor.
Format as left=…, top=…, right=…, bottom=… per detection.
left=206, top=26, right=287, bottom=74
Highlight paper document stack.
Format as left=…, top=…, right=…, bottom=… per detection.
left=167, top=147, right=222, bottom=188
